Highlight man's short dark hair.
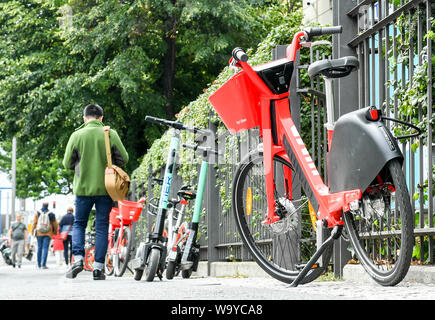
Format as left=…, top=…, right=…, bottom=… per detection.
left=83, top=104, right=103, bottom=119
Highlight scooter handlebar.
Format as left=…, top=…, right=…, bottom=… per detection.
left=145, top=115, right=207, bottom=134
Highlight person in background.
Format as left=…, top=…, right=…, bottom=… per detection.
left=31, top=202, right=58, bottom=269
left=59, top=207, right=74, bottom=266
left=62, top=104, right=128, bottom=280
left=52, top=226, right=64, bottom=267
left=7, top=212, right=28, bottom=268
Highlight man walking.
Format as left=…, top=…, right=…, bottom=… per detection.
left=8, top=213, right=28, bottom=268
left=31, top=202, right=58, bottom=269
left=62, top=104, right=128, bottom=280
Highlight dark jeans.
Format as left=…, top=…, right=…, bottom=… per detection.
left=72, top=195, right=113, bottom=264
left=63, top=235, right=72, bottom=265
left=36, top=236, right=50, bottom=268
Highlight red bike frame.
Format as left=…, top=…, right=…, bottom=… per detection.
left=108, top=213, right=131, bottom=259
left=214, top=31, right=361, bottom=228
left=108, top=199, right=145, bottom=265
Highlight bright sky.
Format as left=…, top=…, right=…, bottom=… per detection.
left=0, top=171, right=75, bottom=233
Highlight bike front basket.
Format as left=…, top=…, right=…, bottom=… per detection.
left=209, top=71, right=260, bottom=134
left=118, top=200, right=143, bottom=222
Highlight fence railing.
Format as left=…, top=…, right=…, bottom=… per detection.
left=337, top=0, right=434, bottom=266
left=130, top=0, right=434, bottom=276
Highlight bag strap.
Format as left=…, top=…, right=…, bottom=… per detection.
left=103, top=126, right=112, bottom=169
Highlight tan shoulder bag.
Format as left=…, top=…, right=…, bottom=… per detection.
left=103, top=126, right=130, bottom=201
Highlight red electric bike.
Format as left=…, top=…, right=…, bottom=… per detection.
left=209, top=26, right=414, bottom=287
left=105, top=199, right=145, bottom=277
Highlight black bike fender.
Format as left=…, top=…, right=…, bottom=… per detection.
left=327, top=107, right=403, bottom=193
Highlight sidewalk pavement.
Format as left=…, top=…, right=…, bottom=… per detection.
left=1, top=251, right=434, bottom=301
left=193, top=261, right=435, bottom=285
left=3, top=251, right=435, bottom=284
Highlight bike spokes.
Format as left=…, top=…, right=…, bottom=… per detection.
left=234, top=153, right=332, bottom=283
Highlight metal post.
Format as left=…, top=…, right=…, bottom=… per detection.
left=11, top=137, right=16, bottom=227
left=333, top=0, right=359, bottom=117
left=332, top=0, right=358, bottom=278
left=206, top=118, right=219, bottom=276
left=147, top=164, right=153, bottom=235
left=426, top=0, right=433, bottom=264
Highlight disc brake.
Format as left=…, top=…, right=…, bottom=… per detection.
left=268, top=197, right=299, bottom=235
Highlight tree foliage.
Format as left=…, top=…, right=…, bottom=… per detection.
left=0, top=0, right=300, bottom=198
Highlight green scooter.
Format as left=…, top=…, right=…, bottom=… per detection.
left=165, top=143, right=219, bottom=279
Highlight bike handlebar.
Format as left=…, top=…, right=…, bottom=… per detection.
left=304, top=26, right=342, bottom=40
left=232, top=47, right=248, bottom=62
left=145, top=115, right=208, bottom=135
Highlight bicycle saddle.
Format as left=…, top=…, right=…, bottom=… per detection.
left=307, top=56, right=359, bottom=79
left=177, top=189, right=196, bottom=200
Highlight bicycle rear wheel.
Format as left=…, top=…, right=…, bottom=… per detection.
left=232, top=151, right=332, bottom=284
left=343, top=159, right=414, bottom=286
left=114, top=226, right=133, bottom=277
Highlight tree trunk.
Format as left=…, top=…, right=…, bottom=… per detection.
left=162, top=14, right=176, bottom=119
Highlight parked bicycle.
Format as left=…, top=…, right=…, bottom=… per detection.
left=166, top=143, right=219, bottom=280
left=209, top=26, right=417, bottom=287
left=84, top=220, right=96, bottom=271
left=131, top=116, right=207, bottom=282
left=105, top=198, right=145, bottom=277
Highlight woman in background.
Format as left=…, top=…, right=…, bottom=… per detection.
left=59, top=207, right=74, bottom=266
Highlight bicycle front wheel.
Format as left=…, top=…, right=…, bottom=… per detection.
left=84, top=246, right=95, bottom=271
left=105, top=226, right=117, bottom=276
left=114, top=226, right=133, bottom=277
left=343, top=159, right=414, bottom=286
left=232, top=151, right=332, bottom=284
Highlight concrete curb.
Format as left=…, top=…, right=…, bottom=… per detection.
left=343, top=264, right=435, bottom=285
left=194, top=261, right=435, bottom=284
left=193, top=261, right=272, bottom=278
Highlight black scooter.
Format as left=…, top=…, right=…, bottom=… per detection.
left=0, top=238, right=13, bottom=266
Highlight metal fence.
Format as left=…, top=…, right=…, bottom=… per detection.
left=333, top=0, right=434, bottom=271
left=131, top=0, right=434, bottom=276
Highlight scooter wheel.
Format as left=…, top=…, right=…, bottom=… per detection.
left=166, top=260, right=176, bottom=280
left=133, top=269, right=143, bottom=281
left=181, top=268, right=193, bottom=279
left=145, top=248, right=160, bottom=282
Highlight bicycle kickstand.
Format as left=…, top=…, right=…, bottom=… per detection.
left=290, top=224, right=343, bottom=288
